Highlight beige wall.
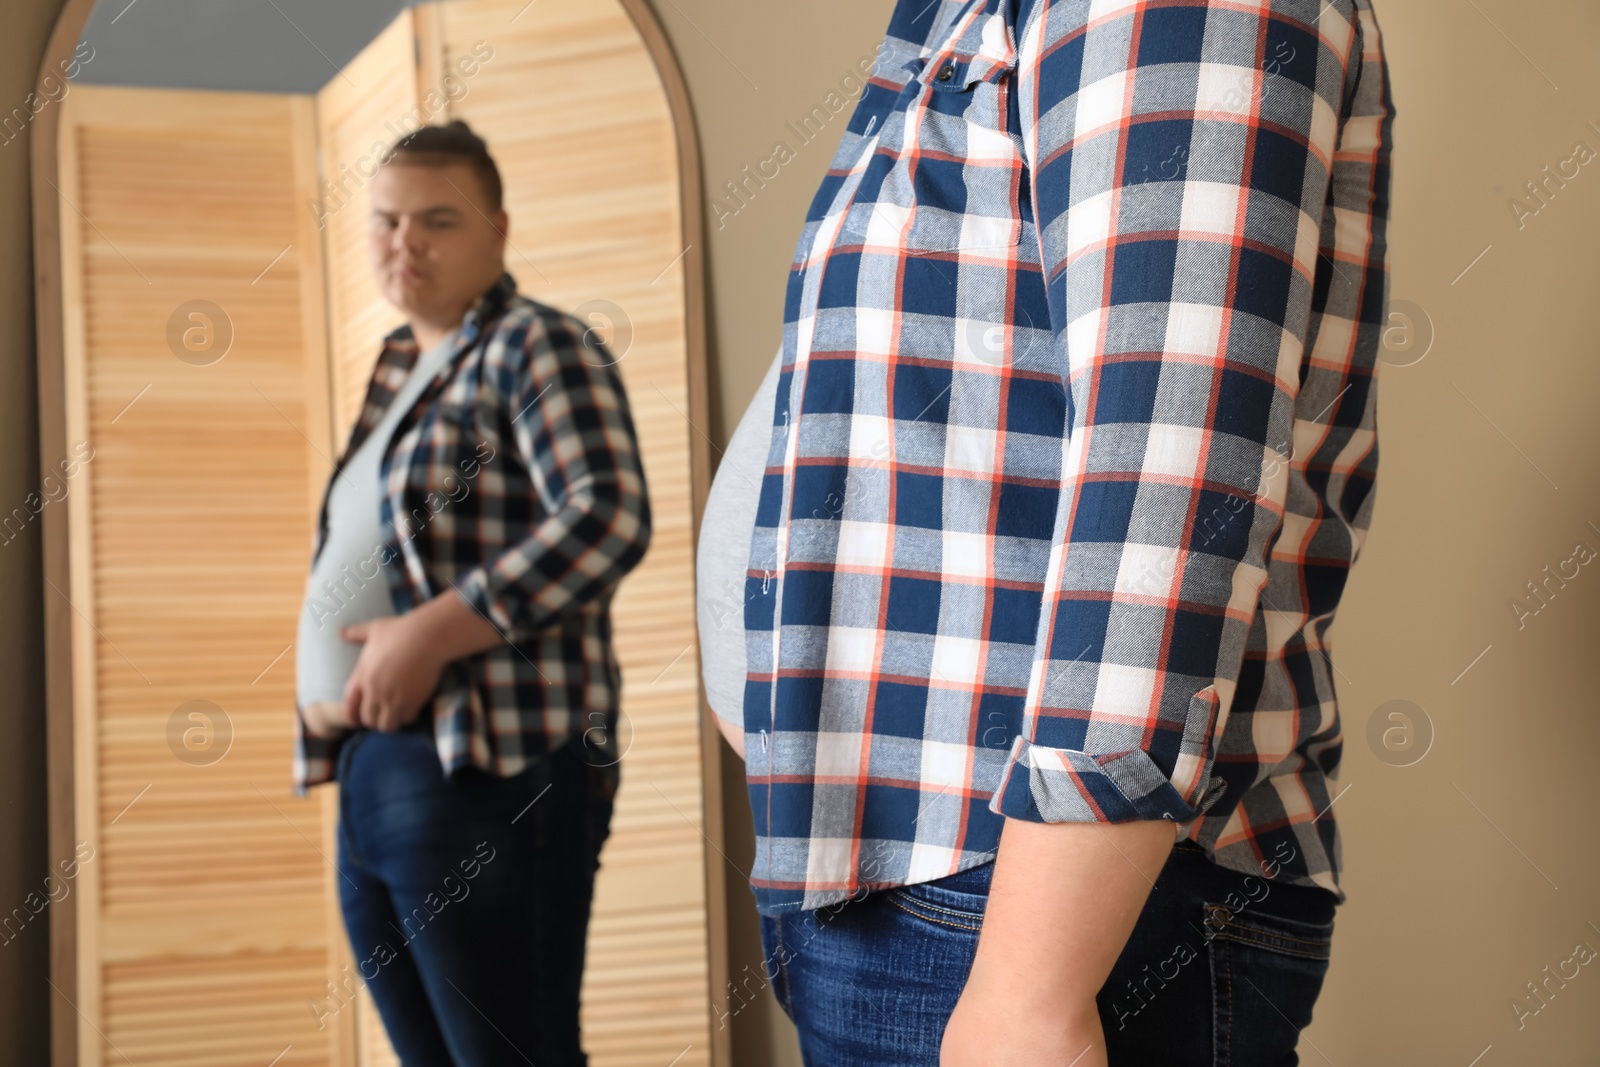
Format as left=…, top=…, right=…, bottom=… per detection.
left=1, top=2, right=63, bottom=1063
left=5, top=0, right=1599, bottom=1063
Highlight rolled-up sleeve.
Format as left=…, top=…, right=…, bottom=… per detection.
left=454, top=315, right=652, bottom=643
left=989, top=0, right=1362, bottom=826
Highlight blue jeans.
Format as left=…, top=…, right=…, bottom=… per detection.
left=757, top=840, right=1337, bottom=1066
left=334, top=727, right=614, bottom=1066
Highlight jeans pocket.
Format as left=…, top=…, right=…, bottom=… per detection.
left=1203, top=899, right=1335, bottom=1066
left=884, top=862, right=993, bottom=933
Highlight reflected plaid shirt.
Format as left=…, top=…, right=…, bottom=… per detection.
left=743, top=0, right=1393, bottom=914
left=292, top=270, right=652, bottom=795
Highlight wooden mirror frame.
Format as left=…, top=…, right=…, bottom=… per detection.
left=29, top=2, right=725, bottom=1063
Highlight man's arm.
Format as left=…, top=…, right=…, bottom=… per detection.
left=991, top=0, right=1359, bottom=831
left=943, top=818, right=1172, bottom=1064
left=451, top=312, right=653, bottom=643
left=947, top=1, right=1363, bottom=1061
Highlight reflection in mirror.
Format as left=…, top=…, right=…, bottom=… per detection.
left=36, top=0, right=721, bottom=1063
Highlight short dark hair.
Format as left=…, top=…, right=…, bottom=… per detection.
left=383, top=119, right=504, bottom=215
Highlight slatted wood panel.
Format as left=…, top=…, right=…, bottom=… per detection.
left=56, top=85, right=347, bottom=1066
left=313, top=13, right=419, bottom=442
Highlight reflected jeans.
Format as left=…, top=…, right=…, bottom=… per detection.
left=334, top=727, right=615, bottom=1066
left=758, top=840, right=1338, bottom=1066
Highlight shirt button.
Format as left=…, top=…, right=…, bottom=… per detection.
left=936, top=63, right=954, bottom=81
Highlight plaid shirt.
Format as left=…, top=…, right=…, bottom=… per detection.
left=292, top=270, right=652, bottom=795
left=743, top=0, right=1393, bottom=914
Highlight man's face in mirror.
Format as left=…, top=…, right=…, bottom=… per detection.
left=368, top=159, right=508, bottom=327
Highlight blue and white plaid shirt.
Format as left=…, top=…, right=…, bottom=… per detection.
left=743, top=0, right=1394, bottom=914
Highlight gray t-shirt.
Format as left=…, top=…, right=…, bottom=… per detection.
left=695, top=346, right=782, bottom=728
left=295, top=326, right=461, bottom=707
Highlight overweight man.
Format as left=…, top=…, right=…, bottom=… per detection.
left=291, top=119, right=651, bottom=1066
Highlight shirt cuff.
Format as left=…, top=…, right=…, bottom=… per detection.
left=454, top=561, right=522, bottom=641
left=988, top=735, right=1229, bottom=826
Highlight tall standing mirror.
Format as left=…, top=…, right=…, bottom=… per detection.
left=31, top=0, right=725, bottom=1063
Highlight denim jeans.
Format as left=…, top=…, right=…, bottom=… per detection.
left=757, top=840, right=1337, bottom=1066
left=334, top=727, right=615, bottom=1066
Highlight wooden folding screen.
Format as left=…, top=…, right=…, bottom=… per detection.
left=54, top=83, right=344, bottom=1065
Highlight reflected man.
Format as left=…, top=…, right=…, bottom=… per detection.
left=292, top=120, right=651, bottom=1066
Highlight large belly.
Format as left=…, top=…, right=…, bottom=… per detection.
left=295, top=546, right=396, bottom=706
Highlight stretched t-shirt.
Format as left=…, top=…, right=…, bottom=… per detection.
left=695, top=346, right=782, bottom=728
left=295, top=325, right=461, bottom=707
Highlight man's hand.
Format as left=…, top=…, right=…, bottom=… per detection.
left=339, top=615, right=448, bottom=732
left=939, top=816, right=1175, bottom=1066
left=338, top=586, right=509, bottom=732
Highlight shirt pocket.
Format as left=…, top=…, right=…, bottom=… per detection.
left=839, top=0, right=1023, bottom=255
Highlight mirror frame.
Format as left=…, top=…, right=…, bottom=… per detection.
left=28, top=2, right=725, bottom=1063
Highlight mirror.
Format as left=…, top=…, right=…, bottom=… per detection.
left=31, top=0, right=725, bottom=1064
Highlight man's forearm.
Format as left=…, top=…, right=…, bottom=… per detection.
left=965, top=816, right=1175, bottom=1008
left=452, top=478, right=650, bottom=642
left=405, top=586, right=507, bottom=663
